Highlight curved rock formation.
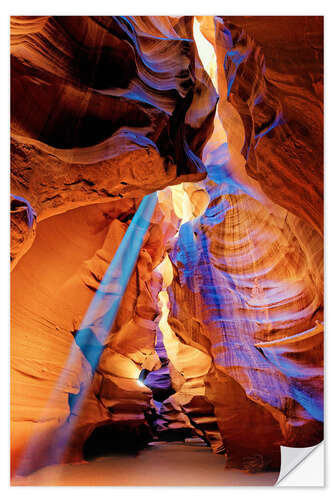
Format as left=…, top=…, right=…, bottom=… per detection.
left=10, top=15, right=217, bottom=268
left=10, top=194, right=37, bottom=268
left=215, top=16, right=323, bottom=235
left=11, top=15, right=323, bottom=480
left=11, top=199, right=173, bottom=474
left=167, top=180, right=323, bottom=469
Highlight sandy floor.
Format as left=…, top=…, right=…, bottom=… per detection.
left=12, top=441, right=279, bottom=487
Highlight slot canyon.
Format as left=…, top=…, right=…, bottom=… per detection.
left=10, top=15, right=323, bottom=486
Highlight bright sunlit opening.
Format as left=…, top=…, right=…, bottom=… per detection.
left=193, top=17, right=218, bottom=90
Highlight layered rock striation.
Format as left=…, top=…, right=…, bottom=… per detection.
left=167, top=180, right=323, bottom=470
left=215, top=16, right=323, bottom=235
left=11, top=15, right=323, bottom=477
left=10, top=15, right=217, bottom=268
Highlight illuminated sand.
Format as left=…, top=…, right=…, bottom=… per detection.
left=12, top=442, right=278, bottom=487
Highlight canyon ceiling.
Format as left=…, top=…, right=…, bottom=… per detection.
left=10, top=15, right=323, bottom=479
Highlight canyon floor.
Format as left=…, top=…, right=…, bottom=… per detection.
left=12, top=441, right=279, bottom=487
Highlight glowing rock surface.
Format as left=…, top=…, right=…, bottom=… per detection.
left=10, top=15, right=323, bottom=478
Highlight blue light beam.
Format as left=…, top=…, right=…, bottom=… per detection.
left=15, top=192, right=158, bottom=476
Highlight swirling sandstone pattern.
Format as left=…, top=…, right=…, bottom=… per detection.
left=215, top=16, right=323, bottom=235
left=10, top=15, right=217, bottom=268
left=167, top=180, right=323, bottom=470
left=11, top=15, right=323, bottom=477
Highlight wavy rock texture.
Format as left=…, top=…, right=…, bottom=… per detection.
left=144, top=327, right=176, bottom=404
left=10, top=15, right=217, bottom=268
left=10, top=194, right=37, bottom=268
left=156, top=287, right=224, bottom=451
left=11, top=199, right=176, bottom=474
left=167, top=180, right=323, bottom=470
left=11, top=15, right=323, bottom=478
left=214, top=16, right=323, bottom=235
